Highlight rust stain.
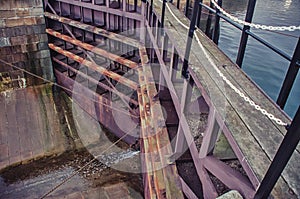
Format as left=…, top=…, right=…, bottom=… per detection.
left=48, top=43, right=138, bottom=90
left=46, top=29, right=139, bottom=70
left=44, top=12, right=142, bottom=48
left=137, top=46, right=184, bottom=199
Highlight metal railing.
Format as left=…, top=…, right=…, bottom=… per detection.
left=180, top=0, right=299, bottom=110
left=177, top=0, right=300, bottom=197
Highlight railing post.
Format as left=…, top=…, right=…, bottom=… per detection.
left=212, top=0, right=222, bottom=44
left=254, top=106, right=300, bottom=199
left=149, top=0, right=153, bottom=24
left=236, top=0, right=257, bottom=67
left=276, top=38, right=300, bottom=109
left=205, top=1, right=214, bottom=38
left=185, top=0, right=190, bottom=17
left=196, top=0, right=203, bottom=28
left=182, top=0, right=200, bottom=79
left=177, top=0, right=180, bottom=9
left=161, top=0, right=167, bottom=31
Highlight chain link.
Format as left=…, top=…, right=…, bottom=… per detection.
left=165, top=3, right=288, bottom=126
left=213, top=57, right=288, bottom=126
left=211, top=0, right=300, bottom=31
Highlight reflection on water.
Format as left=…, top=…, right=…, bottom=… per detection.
left=284, top=0, right=292, bottom=10
left=218, top=0, right=300, bottom=117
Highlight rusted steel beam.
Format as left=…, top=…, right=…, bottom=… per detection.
left=138, top=46, right=184, bottom=198
left=138, top=85, right=159, bottom=199
left=44, top=12, right=141, bottom=48
left=138, top=67, right=169, bottom=198
left=49, top=43, right=138, bottom=90
left=52, top=57, right=138, bottom=106
left=144, top=20, right=212, bottom=191
left=46, top=29, right=139, bottom=70
left=55, top=0, right=142, bottom=21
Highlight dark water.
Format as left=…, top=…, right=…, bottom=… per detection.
left=217, top=0, right=300, bottom=117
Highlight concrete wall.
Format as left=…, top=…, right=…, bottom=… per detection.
left=0, top=0, right=53, bottom=90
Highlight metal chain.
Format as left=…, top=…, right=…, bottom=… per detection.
left=165, top=3, right=288, bottom=126
left=213, top=65, right=288, bottom=126
left=211, top=0, right=300, bottom=31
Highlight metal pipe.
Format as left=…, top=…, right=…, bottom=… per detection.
left=245, top=29, right=292, bottom=61
left=277, top=38, right=300, bottom=108
left=182, top=0, right=200, bottom=79
left=236, top=0, right=257, bottom=67
left=254, top=106, right=300, bottom=198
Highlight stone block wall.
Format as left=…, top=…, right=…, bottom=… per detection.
left=0, top=0, right=53, bottom=90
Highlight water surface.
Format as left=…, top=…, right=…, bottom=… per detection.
left=217, top=0, right=300, bottom=117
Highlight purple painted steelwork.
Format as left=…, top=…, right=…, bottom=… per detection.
left=44, top=0, right=298, bottom=198
left=56, top=0, right=142, bottom=20
left=54, top=68, right=138, bottom=144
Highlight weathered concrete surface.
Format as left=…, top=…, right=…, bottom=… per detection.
left=217, top=190, right=243, bottom=199
left=0, top=0, right=53, bottom=88
left=0, top=84, right=83, bottom=171
left=0, top=149, right=143, bottom=199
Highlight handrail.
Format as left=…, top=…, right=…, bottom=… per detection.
left=197, top=1, right=298, bottom=110
left=199, top=2, right=293, bottom=62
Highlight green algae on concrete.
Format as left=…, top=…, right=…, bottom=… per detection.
left=0, top=84, right=83, bottom=171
